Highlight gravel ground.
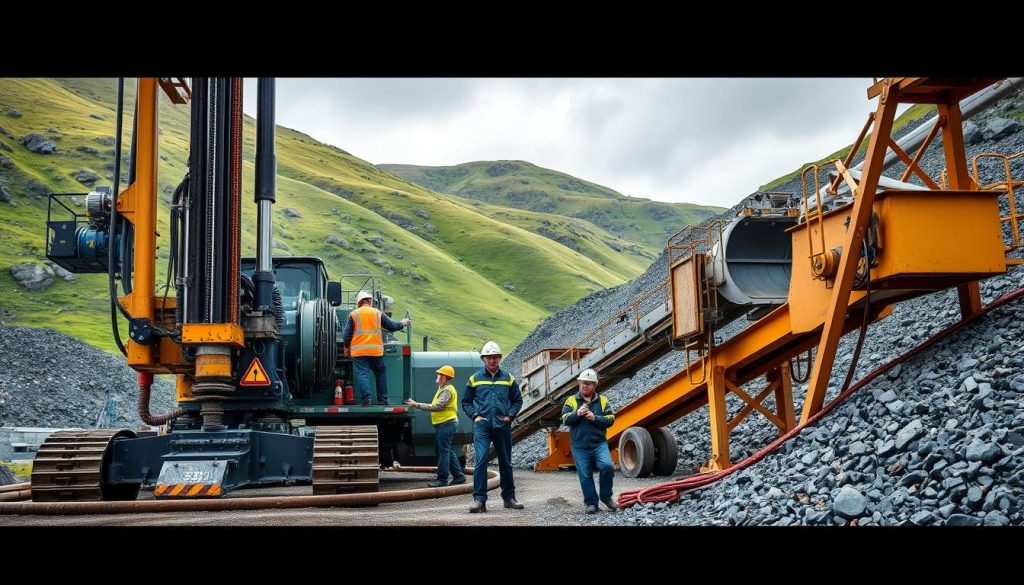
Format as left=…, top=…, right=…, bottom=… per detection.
left=0, top=325, right=177, bottom=429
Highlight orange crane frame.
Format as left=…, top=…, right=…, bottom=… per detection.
left=537, top=77, right=1012, bottom=473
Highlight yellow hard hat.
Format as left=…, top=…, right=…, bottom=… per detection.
left=435, top=365, right=456, bottom=378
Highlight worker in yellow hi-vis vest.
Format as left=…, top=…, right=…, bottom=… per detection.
left=405, top=365, right=468, bottom=487
left=342, top=290, right=410, bottom=406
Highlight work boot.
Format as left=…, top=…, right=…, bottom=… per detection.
left=469, top=500, right=487, bottom=513
left=426, top=480, right=448, bottom=488
left=503, top=498, right=524, bottom=510
left=358, top=399, right=371, bottom=406
left=450, top=476, right=467, bottom=485
left=584, top=504, right=599, bottom=514
left=601, top=498, right=618, bottom=512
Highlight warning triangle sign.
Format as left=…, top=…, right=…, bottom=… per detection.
left=240, top=357, right=271, bottom=386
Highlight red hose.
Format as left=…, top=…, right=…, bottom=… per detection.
left=617, top=284, right=1024, bottom=508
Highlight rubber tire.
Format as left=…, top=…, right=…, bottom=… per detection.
left=618, top=426, right=655, bottom=478
left=651, top=427, right=679, bottom=476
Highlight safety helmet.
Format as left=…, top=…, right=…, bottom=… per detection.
left=356, top=290, right=373, bottom=304
left=577, top=369, right=599, bottom=383
left=435, top=365, right=456, bottom=378
left=480, top=341, right=502, bottom=357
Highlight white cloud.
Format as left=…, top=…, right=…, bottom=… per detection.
left=243, top=78, right=891, bottom=207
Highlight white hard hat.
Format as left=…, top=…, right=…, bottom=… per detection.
left=480, top=341, right=502, bottom=357
left=356, top=290, right=373, bottom=303
left=577, top=369, right=599, bottom=383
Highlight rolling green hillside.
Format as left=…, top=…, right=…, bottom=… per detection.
left=380, top=161, right=725, bottom=249
left=0, top=78, right=673, bottom=354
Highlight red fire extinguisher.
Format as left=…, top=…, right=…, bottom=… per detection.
left=344, top=383, right=354, bottom=405
left=334, top=380, right=345, bottom=405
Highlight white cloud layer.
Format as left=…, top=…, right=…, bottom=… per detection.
left=243, top=78, right=888, bottom=207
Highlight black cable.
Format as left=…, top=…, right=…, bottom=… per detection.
left=160, top=174, right=189, bottom=338
left=110, top=299, right=126, bottom=356
left=121, top=99, right=139, bottom=296
left=108, top=78, right=128, bottom=355
left=841, top=237, right=872, bottom=393
left=790, top=348, right=812, bottom=383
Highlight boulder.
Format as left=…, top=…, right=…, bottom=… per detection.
left=9, top=262, right=56, bottom=291
left=20, top=133, right=56, bottom=154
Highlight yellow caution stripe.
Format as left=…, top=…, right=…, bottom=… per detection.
left=155, top=484, right=225, bottom=497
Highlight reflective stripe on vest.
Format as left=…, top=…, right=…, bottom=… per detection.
left=562, top=395, right=578, bottom=423
left=468, top=373, right=515, bottom=387
left=350, top=306, right=384, bottom=357
left=561, top=394, right=613, bottom=424
left=430, top=384, right=459, bottom=426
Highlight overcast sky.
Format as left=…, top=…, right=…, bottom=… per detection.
left=242, top=78, right=889, bottom=208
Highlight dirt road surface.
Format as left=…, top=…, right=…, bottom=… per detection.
left=0, top=469, right=669, bottom=526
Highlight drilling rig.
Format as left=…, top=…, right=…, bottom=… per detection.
left=36, top=78, right=477, bottom=500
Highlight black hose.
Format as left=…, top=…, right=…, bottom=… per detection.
left=121, top=98, right=139, bottom=297
left=841, top=238, right=872, bottom=393
left=108, top=78, right=128, bottom=356
left=162, top=174, right=189, bottom=336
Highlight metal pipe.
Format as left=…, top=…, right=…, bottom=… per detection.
left=857, top=77, right=1023, bottom=173
left=254, top=78, right=276, bottom=273
left=0, top=468, right=498, bottom=515
left=257, top=201, right=273, bottom=270
left=0, top=489, right=31, bottom=502
left=0, top=482, right=30, bottom=494
left=254, top=78, right=277, bottom=311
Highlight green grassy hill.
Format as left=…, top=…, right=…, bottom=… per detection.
left=0, top=78, right=678, bottom=354
left=380, top=161, right=725, bottom=249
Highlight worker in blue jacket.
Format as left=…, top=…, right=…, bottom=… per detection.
left=461, top=341, right=524, bottom=513
left=560, top=368, right=617, bottom=514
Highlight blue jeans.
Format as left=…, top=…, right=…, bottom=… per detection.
left=434, top=420, right=465, bottom=482
left=472, top=419, right=514, bottom=502
left=571, top=442, right=614, bottom=506
left=352, top=356, right=388, bottom=403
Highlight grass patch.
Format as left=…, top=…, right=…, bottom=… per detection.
left=0, top=460, right=32, bottom=480
left=381, top=161, right=725, bottom=249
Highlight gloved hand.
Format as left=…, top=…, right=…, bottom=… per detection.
left=403, top=398, right=418, bottom=408
left=577, top=405, right=589, bottom=417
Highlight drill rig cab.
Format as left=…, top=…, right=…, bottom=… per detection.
left=34, top=78, right=476, bottom=502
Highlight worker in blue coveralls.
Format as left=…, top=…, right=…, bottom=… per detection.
left=560, top=368, right=617, bottom=514
left=461, top=340, right=524, bottom=514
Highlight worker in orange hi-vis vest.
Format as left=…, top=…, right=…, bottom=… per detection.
left=342, top=290, right=411, bottom=406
